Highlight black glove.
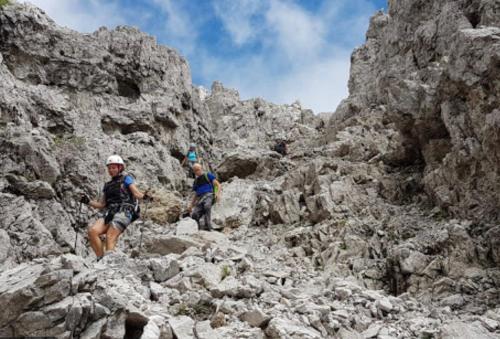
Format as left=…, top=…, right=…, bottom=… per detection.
left=80, top=195, right=90, bottom=205
left=143, top=192, right=154, bottom=202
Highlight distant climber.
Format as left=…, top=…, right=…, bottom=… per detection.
left=273, top=139, right=288, bottom=156
left=181, top=143, right=200, bottom=178
left=187, top=163, right=221, bottom=231
left=80, top=155, right=153, bottom=261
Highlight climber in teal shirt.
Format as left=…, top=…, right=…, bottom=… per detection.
left=181, top=144, right=200, bottom=178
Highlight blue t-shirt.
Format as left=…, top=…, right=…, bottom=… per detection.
left=123, top=175, right=134, bottom=188
left=187, top=151, right=197, bottom=162
left=193, top=172, right=215, bottom=196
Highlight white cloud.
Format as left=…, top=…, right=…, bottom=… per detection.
left=197, top=0, right=362, bottom=112
left=197, top=0, right=378, bottom=113
left=213, top=0, right=266, bottom=46
left=199, top=49, right=351, bottom=113
left=272, top=55, right=351, bottom=112
left=265, top=0, right=325, bottom=63
left=147, top=0, right=202, bottom=56
left=25, top=0, right=126, bottom=33
left=320, top=0, right=378, bottom=41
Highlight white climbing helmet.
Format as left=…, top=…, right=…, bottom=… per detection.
left=105, top=155, right=125, bottom=167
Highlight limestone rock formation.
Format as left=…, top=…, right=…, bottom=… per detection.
left=327, top=0, right=500, bottom=223
left=1, top=0, right=500, bottom=338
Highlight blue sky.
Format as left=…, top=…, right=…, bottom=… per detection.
left=27, top=0, right=387, bottom=113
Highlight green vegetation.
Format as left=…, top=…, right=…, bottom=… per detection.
left=53, top=135, right=86, bottom=149
left=221, top=265, right=231, bottom=280
left=53, top=135, right=65, bottom=147
left=0, top=0, right=10, bottom=8
left=192, top=303, right=212, bottom=316
left=432, top=208, right=449, bottom=221
left=174, top=302, right=214, bottom=319
left=387, top=230, right=397, bottom=241
left=336, top=219, right=347, bottom=227
left=175, top=303, right=189, bottom=316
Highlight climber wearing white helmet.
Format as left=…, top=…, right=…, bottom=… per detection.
left=80, top=155, right=153, bottom=261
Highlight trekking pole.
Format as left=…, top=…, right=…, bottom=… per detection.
left=73, top=201, right=83, bottom=255
left=136, top=195, right=151, bottom=258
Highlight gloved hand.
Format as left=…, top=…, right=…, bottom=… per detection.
left=143, top=192, right=154, bottom=202
left=80, top=195, right=90, bottom=205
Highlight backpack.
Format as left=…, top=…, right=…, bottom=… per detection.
left=104, top=173, right=141, bottom=222
left=205, top=173, right=219, bottom=205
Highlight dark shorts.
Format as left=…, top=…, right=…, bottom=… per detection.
left=98, top=209, right=132, bottom=232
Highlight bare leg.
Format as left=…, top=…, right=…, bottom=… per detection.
left=88, top=218, right=108, bottom=257
left=100, top=234, right=107, bottom=253
left=106, top=225, right=122, bottom=252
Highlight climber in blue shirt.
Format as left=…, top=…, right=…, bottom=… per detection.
left=187, top=163, right=221, bottom=231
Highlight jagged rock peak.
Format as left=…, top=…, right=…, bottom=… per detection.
left=0, top=1, right=191, bottom=98
left=328, top=0, right=500, bottom=222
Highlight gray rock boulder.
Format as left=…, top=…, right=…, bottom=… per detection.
left=149, top=256, right=180, bottom=282
left=145, top=235, right=202, bottom=255
left=212, top=178, right=257, bottom=228
left=168, top=316, right=195, bottom=339
left=194, top=320, right=219, bottom=339
left=239, top=308, right=269, bottom=328
left=216, top=150, right=283, bottom=181
left=439, top=321, right=496, bottom=339
left=265, top=318, right=322, bottom=339
left=176, top=218, right=199, bottom=235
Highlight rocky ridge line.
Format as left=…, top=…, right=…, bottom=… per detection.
left=0, top=1, right=499, bottom=338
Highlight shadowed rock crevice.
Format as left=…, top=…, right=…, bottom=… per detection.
left=124, top=314, right=148, bottom=339
left=464, top=1, right=482, bottom=28
left=116, top=77, right=141, bottom=100
left=466, top=11, right=481, bottom=28
left=101, top=116, right=153, bottom=135
left=169, top=148, right=185, bottom=163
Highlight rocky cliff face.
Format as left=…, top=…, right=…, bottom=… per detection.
left=329, top=0, right=500, bottom=222
left=0, top=1, right=206, bottom=268
left=1, top=1, right=500, bottom=338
